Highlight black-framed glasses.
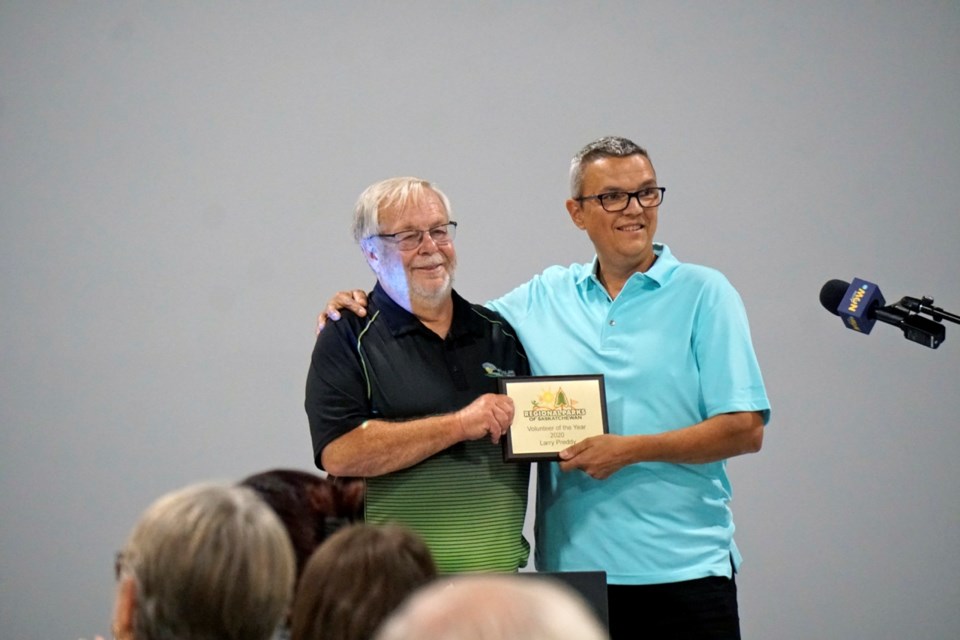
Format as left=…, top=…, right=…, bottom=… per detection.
left=577, top=187, right=666, bottom=212
left=371, top=221, right=458, bottom=251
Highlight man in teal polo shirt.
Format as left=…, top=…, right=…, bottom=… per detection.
left=319, top=137, right=770, bottom=639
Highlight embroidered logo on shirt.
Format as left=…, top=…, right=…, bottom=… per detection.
left=482, top=362, right=516, bottom=377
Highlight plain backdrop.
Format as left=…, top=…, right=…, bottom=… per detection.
left=2, top=2, right=959, bottom=638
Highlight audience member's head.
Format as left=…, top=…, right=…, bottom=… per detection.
left=111, top=483, right=296, bottom=640
left=239, top=468, right=364, bottom=583
left=290, top=523, right=437, bottom=640
left=373, top=574, right=609, bottom=640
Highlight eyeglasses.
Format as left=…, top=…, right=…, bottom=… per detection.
left=577, top=187, right=666, bottom=212
left=371, top=221, right=458, bottom=251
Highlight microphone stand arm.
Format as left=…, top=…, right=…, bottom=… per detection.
left=899, top=296, right=960, bottom=326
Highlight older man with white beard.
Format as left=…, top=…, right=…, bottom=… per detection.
left=305, top=176, right=531, bottom=573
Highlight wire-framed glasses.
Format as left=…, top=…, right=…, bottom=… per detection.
left=371, top=221, right=458, bottom=251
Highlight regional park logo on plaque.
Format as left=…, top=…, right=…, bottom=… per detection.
left=523, top=387, right=587, bottom=419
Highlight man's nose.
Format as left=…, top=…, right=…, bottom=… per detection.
left=622, top=193, right=645, bottom=214
left=417, top=232, right=440, bottom=252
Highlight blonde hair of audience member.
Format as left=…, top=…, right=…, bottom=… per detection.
left=373, top=575, right=609, bottom=640
left=290, top=524, right=437, bottom=640
left=111, top=483, right=296, bottom=640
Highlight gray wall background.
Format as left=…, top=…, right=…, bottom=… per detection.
left=2, top=2, right=959, bottom=638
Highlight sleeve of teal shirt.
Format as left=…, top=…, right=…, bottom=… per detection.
left=693, top=276, right=772, bottom=425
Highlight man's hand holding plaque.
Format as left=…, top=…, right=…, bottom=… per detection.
left=498, top=374, right=609, bottom=462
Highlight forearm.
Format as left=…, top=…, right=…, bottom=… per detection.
left=320, top=414, right=465, bottom=477
left=623, top=411, right=764, bottom=465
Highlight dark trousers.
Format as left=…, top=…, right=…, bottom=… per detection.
left=607, top=574, right=741, bottom=640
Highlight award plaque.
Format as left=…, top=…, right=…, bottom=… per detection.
left=498, top=374, right=609, bottom=462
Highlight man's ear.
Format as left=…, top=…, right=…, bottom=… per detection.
left=112, top=576, right=137, bottom=640
left=566, top=198, right=587, bottom=230
left=360, top=239, right=380, bottom=270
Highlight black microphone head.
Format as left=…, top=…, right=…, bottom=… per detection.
left=819, top=279, right=851, bottom=316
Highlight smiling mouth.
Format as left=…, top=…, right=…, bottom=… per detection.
left=618, top=223, right=646, bottom=232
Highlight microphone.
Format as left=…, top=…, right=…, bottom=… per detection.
left=820, top=277, right=887, bottom=334
left=819, top=278, right=947, bottom=349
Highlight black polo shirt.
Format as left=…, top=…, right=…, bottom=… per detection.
left=304, top=283, right=532, bottom=572
left=305, top=283, right=529, bottom=463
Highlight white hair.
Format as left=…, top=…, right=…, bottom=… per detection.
left=352, top=176, right=453, bottom=244
left=374, top=574, right=608, bottom=640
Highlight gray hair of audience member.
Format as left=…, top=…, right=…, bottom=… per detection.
left=569, top=136, right=650, bottom=198
left=373, top=574, right=609, bottom=640
left=114, top=483, right=296, bottom=640
left=352, top=176, right=453, bottom=245
left=290, top=523, right=438, bottom=640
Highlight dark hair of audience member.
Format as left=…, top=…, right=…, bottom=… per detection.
left=239, top=469, right=364, bottom=583
left=290, top=523, right=438, bottom=640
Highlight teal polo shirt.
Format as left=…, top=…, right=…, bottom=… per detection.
left=487, top=244, right=770, bottom=585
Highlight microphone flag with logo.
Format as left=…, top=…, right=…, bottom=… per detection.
left=836, top=278, right=885, bottom=334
